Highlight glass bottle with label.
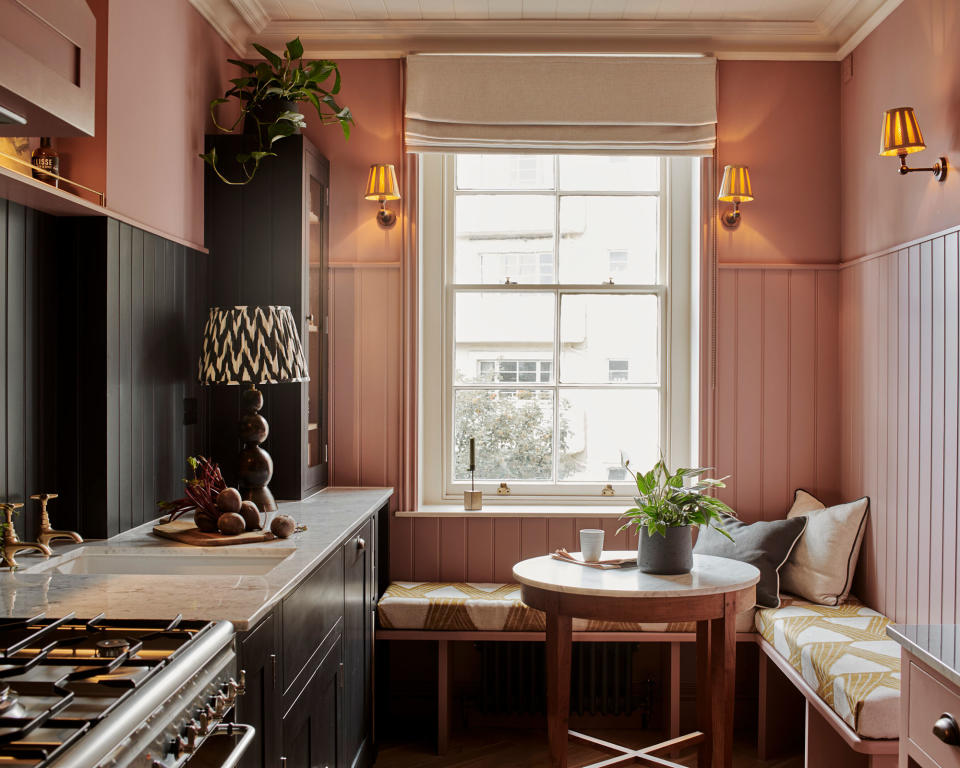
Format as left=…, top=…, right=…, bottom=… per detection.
left=31, top=137, right=59, bottom=187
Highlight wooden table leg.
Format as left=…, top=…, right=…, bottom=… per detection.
left=696, top=619, right=712, bottom=767
left=546, top=610, right=572, bottom=768
left=709, top=593, right=737, bottom=768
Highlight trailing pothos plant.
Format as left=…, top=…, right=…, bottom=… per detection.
left=617, top=457, right=736, bottom=540
left=201, top=37, right=353, bottom=185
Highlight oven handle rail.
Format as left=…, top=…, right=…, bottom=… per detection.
left=202, top=723, right=255, bottom=768
left=45, top=620, right=236, bottom=768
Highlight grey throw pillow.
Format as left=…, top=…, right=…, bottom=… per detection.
left=693, top=514, right=807, bottom=608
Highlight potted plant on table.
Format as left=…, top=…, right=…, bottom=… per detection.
left=201, top=37, right=353, bottom=185
left=617, top=458, right=735, bottom=575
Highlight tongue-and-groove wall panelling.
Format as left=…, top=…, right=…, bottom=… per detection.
left=840, top=228, right=960, bottom=628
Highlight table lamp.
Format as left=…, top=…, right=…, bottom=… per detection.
left=198, top=305, right=308, bottom=512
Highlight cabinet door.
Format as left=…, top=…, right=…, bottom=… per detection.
left=303, top=144, right=330, bottom=495
left=236, top=610, right=281, bottom=768
left=342, top=518, right=374, bottom=768
left=281, top=638, right=342, bottom=768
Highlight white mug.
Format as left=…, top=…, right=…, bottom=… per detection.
left=580, top=529, right=605, bottom=562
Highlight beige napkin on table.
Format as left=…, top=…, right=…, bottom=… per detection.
left=550, top=547, right=638, bottom=570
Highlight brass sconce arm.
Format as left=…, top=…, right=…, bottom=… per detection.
left=896, top=152, right=948, bottom=181
left=721, top=201, right=742, bottom=228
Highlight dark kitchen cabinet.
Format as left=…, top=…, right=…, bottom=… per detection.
left=342, top=519, right=375, bottom=767
left=235, top=611, right=280, bottom=768
left=204, top=135, right=330, bottom=501
left=282, top=637, right=342, bottom=768
left=235, top=508, right=381, bottom=768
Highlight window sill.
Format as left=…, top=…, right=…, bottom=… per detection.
left=397, top=504, right=628, bottom=518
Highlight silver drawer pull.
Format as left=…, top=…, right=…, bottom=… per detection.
left=357, top=536, right=366, bottom=551
left=934, top=713, right=960, bottom=746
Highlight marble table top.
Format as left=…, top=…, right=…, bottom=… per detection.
left=0, top=487, right=392, bottom=631
left=888, top=624, right=960, bottom=689
left=512, top=552, right=760, bottom=598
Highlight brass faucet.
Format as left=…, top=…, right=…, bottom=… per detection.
left=30, top=493, right=82, bottom=548
left=1, top=503, right=52, bottom=569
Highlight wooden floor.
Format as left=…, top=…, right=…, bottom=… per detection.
left=375, top=728, right=804, bottom=767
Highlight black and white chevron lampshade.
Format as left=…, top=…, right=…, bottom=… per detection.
left=198, top=305, right=308, bottom=386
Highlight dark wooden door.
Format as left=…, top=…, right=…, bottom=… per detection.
left=342, top=519, right=374, bottom=768
left=236, top=610, right=281, bottom=768
left=281, top=638, right=342, bottom=768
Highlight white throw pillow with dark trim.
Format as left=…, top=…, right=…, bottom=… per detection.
left=779, top=489, right=869, bottom=606
left=693, top=514, right=807, bottom=608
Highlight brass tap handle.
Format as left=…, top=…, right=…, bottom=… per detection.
left=31, top=493, right=82, bottom=547
left=0, top=504, right=24, bottom=542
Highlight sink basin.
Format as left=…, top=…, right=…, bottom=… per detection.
left=24, top=546, right=296, bottom=576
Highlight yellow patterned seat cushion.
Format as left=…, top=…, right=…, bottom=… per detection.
left=755, top=596, right=900, bottom=739
left=377, top=582, right=755, bottom=633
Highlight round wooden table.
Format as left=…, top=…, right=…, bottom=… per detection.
left=513, top=552, right=760, bottom=768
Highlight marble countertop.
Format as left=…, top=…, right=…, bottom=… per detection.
left=0, top=487, right=392, bottom=631
left=512, top=552, right=760, bottom=598
left=888, top=624, right=960, bottom=689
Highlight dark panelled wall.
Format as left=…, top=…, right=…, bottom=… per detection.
left=0, top=201, right=208, bottom=541
left=0, top=200, right=58, bottom=541
left=57, top=218, right=209, bottom=539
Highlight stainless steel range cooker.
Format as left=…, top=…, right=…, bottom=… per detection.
left=0, top=614, right=253, bottom=767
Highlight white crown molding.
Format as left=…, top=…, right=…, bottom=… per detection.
left=188, top=0, right=251, bottom=55
left=190, top=1, right=906, bottom=61
left=836, top=0, right=903, bottom=59
left=230, top=0, right=270, bottom=35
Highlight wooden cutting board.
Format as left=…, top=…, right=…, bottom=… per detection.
left=153, top=519, right=275, bottom=546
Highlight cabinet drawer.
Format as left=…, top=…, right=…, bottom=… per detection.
left=282, top=547, right=344, bottom=696
left=908, top=661, right=960, bottom=768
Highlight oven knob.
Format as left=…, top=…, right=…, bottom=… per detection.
left=223, top=678, right=240, bottom=705
left=177, top=721, right=200, bottom=754
left=237, top=669, right=247, bottom=695
left=196, top=709, right=212, bottom=735
left=211, top=692, right=229, bottom=718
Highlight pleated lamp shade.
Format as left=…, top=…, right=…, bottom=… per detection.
left=717, top=165, right=754, bottom=203
left=199, top=305, right=308, bottom=386
left=880, top=107, right=926, bottom=156
left=364, top=164, right=401, bottom=201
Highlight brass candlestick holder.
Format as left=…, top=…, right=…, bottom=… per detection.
left=31, top=493, right=82, bottom=548
left=464, top=437, right=482, bottom=510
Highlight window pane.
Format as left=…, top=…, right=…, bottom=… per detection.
left=557, top=197, right=658, bottom=284
left=560, top=294, right=658, bottom=384
left=559, top=156, right=659, bottom=192
left=455, top=195, right=556, bottom=283
left=454, top=389, right=554, bottom=480
left=457, top=154, right=554, bottom=190
left=455, top=292, right=555, bottom=383
left=558, top=389, right=659, bottom=481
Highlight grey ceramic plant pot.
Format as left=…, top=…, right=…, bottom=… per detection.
left=637, top=525, right=694, bottom=575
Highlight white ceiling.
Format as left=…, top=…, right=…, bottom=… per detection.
left=191, top=0, right=903, bottom=59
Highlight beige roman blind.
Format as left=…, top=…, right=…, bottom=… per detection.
left=404, top=54, right=717, bottom=155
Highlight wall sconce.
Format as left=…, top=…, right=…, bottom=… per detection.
left=364, top=163, right=401, bottom=227
left=879, top=107, right=947, bottom=182
left=717, top=164, right=753, bottom=229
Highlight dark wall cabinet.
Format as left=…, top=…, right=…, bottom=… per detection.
left=236, top=509, right=379, bottom=768
left=204, top=135, right=330, bottom=501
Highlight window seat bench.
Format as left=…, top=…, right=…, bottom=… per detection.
left=376, top=582, right=901, bottom=765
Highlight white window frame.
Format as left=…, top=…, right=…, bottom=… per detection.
left=419, top=153, right=699, bottom=506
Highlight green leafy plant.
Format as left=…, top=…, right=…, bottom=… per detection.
left=201, top=37, right=353, bottom=185
left=617, top=457, right=736, bottom=540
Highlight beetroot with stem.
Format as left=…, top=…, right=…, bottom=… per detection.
left=158, top=456, right=229, bottom=523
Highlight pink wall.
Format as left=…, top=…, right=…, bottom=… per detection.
left=841, top=0, right=960, bottom=262
left=717, top=61, right=840, bottom=266
left=104, top=0, right=233, bottom=247
left=709, top=61, right=843, bottom=523
left=839, top=0, right=960, bottom=624
left=300, top=60, right=405, bottom=516
left=712, top=266, right=841, bottom=520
